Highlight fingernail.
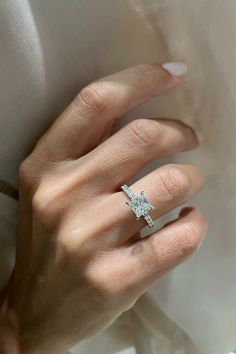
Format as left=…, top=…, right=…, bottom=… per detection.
left=179, top=207, right=194, bottom=217
left=161, top=62, right=188, bottom=77
left=195, top=128, right=204, bottom=143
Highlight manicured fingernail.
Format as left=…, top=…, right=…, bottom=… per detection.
left=195, top=128, right=204, bottom=143
left=161, top=62, right=188, bottom=77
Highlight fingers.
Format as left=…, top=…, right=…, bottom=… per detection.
left=109, top=164, right=204, bottom=240
left=33, top=63, right=186, bottom=161
left=125, top=208, right=208, bottom=293
left=83, top=118, right=199, bottom=190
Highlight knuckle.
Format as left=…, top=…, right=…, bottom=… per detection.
left=32, top=188, right=50, bottom=214
left=76, top=83, right=110, bottom=113
left=158, top=165, right=190, bottom=201
left=84, top=262, right=126, bottom=304
left=128, top=119, right=163, bottom=150
left=83, top=270, right=114, bottom=304
left=57, top=236, right=78, bottom=263
left=32, top=187, right=60, bottom=222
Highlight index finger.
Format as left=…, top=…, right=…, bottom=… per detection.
left=35, top=62, right=187, bottom=161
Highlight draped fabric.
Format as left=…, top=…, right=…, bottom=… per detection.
left=0, top=1, right=236, bottom=353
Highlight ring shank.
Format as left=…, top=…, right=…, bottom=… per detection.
left=121, top=184, right=136, bottom=199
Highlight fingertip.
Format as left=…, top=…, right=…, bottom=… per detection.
left=158, top=62, right=187, bottom=92
left=178, top=207, right=209, bottom=241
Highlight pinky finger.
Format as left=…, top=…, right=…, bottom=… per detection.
left=126, top=207, right=208, bottom=292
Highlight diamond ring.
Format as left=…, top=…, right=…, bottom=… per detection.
left=121, top=184, right=156, bottom=228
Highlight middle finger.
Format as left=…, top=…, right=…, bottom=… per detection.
left=80, top=118, right=199, bottom=191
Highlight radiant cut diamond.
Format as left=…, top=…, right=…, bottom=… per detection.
left=121, top=185, right=155, bottom=227
left=129, top=191, right=154, bottom=219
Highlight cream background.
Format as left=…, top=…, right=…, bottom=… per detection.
left=0, top=1, right=235, bottom=353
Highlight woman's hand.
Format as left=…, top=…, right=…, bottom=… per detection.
left=1, top=63, right=208, bottom=354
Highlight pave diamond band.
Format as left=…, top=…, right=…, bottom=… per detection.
left=121, top=184, right=155, bottom=228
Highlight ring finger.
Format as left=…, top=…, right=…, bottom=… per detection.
left=106, top=163, right=204, bottom=242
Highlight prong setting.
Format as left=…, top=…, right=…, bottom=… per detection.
left=121, top=185, right=155, bottom=228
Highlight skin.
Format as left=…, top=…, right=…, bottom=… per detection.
left=0, top=63, right=208, bottom=354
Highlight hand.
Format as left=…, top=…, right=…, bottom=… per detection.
left=1, top=63, right=208, bottom=354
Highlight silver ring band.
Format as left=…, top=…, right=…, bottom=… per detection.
left=121, top=184, right=155, bottom=228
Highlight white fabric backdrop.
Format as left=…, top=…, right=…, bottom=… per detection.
left=0, top=1, right=236, bottom=353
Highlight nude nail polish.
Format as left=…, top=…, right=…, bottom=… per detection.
left=162, top=62, right=188, bottom=77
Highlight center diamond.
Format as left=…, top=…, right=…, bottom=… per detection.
left=129, top=191, right=154, bottom=218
